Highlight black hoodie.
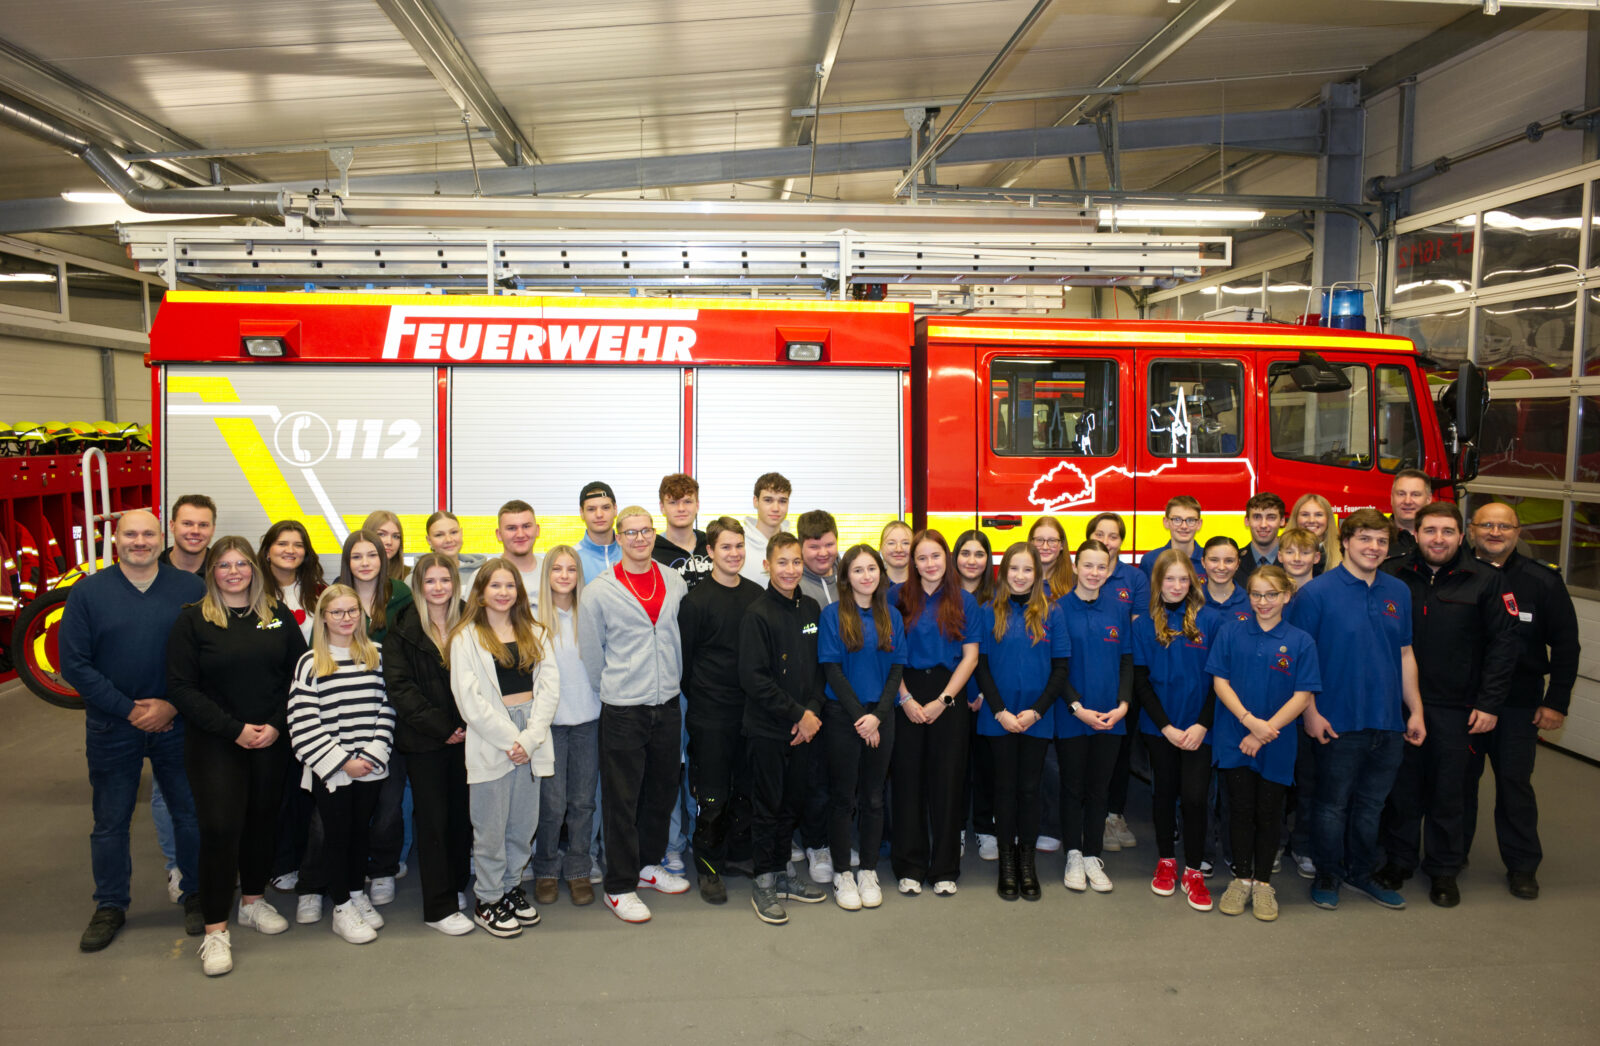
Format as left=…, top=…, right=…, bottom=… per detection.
left=738, top=584, right=824, bottom=741
left=1386, top=544, right=1520, bottom=714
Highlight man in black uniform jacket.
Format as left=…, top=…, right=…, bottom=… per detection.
left=1379, top=502, right=1520, bottom=907
left=1464, top=502, right=1579, bottom=900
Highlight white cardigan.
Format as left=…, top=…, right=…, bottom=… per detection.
left=448, top=624, right=560, bottom=785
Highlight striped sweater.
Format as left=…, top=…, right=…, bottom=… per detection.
left=288, top=646, right=395, bottom=792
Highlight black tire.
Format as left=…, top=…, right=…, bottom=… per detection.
left=9, top=587, right=84, bottom=710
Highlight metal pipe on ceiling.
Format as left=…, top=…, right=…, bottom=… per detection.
left=1366, top=105, right=1600, bottom=197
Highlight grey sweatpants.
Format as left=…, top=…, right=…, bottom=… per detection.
left=469, top=700, right=542, bottom=903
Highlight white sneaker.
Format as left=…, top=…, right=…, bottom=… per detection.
left=197, top=929, right=232, bottom=976
left=589, top=858, right=605, bottom=884
left=897, top=877, right=923, bottom=895
left=858, top=870, right=883, bottom=908
left=637, top=864, right=690, bottom=894
left=932, top=880, right=958, bottom=896
left=426, top=912, right=475, bottom=936
left=806, top=847, right=835, bottom=884
left=978, top=834, right=999, bottom=861
left=1295, top=854, right=1317, bottom=879
left=662, top=850, right=686, bottom=874
left=1107, top=814, right=1136, bottom=849
left=167, top=868, right=183, bottom=905
left=331, top=902, right=376, bottom=944
left=295, top=894, right=322, bottom=924
left=350, top=891, right=385, bottom=929
left=834, top=870, right=862, bottom=910
left=1037, top=835, right=1063, bottom=853
left=605, top=891, right=652, bottom=923
left=271, top=871, right=298, bottom=892
left=790, top=845, right=806, bottom=864
left=1084, top=855, right=1114, bottom=893
left=1101, top=819, right=1122, bottom=852
left=367, top=876, right=396, bottom=905
left=237, top=898, right=288, bottom=935
left=1064, top=850, right=1087, bottom=891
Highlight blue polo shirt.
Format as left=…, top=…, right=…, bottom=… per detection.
left=1285, top=565, right=1412, bottom=734
left=890, top=583, right=981, bottom=671
left=1131, top=605, right=1224, bottom=736
left=1205, top=583, right=1253, bottom=625
left=1105, top=560, right=1150, bottom=623
left=1138, top=540, right=1205, bottom=581
left=976, top=599, right=1066, bottom=739
left=818, top=601, right=907, bottom=709
left=1054, top=589, right=1130, bottom=738
left=1206, top=616, right=1322, bottom=785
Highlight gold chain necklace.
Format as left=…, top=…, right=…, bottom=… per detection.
left=619, top=564, right=660, bottom=602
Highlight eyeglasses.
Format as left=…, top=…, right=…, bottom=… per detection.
left=325, top=608, right=362, bottom=619
left=1471, top=522, right=1519, bottom=533
left=1248, top=590, right=1285, bottom=602
left=620, top=527, right=655, bottom=540
left=1166, top=517, right=1201, bottom=528
left=1031, top=537, right=1062, bottom=547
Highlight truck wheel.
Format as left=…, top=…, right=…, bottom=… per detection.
left=9, top=588, right=83, bottom=710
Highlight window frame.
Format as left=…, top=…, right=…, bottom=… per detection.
left=987, top=355, right=1120, bottom=459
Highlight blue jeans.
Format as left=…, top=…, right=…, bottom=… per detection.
left=665, top=694, right=694, bottom=857
left=86, top=713, right=198, bottom=910
left=1312, top=728, right=1404, bottom=882
left=532, top=719, right=600, bottom=880
left=150, top=779, right=177, bottom=871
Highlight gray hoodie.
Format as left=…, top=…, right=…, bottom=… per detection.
left=578, top=564, right=687, bottom=707
left=800, top=567, right=838, bottom=608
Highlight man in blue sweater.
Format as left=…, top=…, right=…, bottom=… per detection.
left=59, top=509, right=206, bottom=951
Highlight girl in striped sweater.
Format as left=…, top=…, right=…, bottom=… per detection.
left=288, top=584, right=395, bottom=945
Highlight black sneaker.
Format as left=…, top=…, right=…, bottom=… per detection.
left=473, top=897, right=522, bottom=938
left=699, top=871, right=728, bottom=906
left=183, top=894, right=205, bottom=936
left=79, top=906, right=125, bottom=952
left=751, top=873, right=787, bottom=924
left=776, top=871, right=826, bottom=904
left=504, top=887, right=541, bottom=926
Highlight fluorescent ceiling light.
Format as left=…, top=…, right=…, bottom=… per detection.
left=0, top=273, right=58, bottom=282
left=1098, top=206, right=1264, bottom=227
left=61, top=191, right=124, bottom=204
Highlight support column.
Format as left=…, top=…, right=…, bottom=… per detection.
left=1312, top=82, right=1364, bottom=290
left=99, top=347, right=117, bottom=421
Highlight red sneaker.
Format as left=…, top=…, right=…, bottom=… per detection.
left=1182, top=868, right=1214, bottom=912
left=1150, top=858, right=1178, bottom=897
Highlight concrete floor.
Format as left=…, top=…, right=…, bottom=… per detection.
left=2, top=679, right=1595, bottom=1046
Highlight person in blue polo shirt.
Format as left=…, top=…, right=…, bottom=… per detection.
left=1201, top=537, right=1252, bottom=624
left=1088, top=511, right=1148, bottom=854
left=1208, top=566, right=1321, bottom=922
left=1138, top=496, right=1205, bottom=581
left=1286, top=508, right=1425, bottom=913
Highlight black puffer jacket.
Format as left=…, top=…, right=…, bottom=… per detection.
left=1386, top=545, right=1520, bottom=714
left=383, top=601, right=464, bottom=753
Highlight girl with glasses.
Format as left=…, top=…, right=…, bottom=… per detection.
left=1027, top=516, right=1075, bottom=601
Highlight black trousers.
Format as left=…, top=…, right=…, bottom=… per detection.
left=1107, top=703, right=1143, bottom=815
left=1055, top=733, right=1120, bottom=858
left=987, top=733, right=1049, bottom=846
left=890, top=666, right=969, bottom=883
left=310, top=776, right=381, bottom=903
left=405, top=744, right=472, bottom=922
left=748, top=735, right=811, bottom=877
left=185, top=727, right=289, bottom=925
left=687, top=709, right=753, bottom=877
left=599, top=701, right=682, bottom=895
left=1463, top=710, right=1543, bottom=875
left=1145, top=734, right=1212, bottom=868
left=800, top=731, right=831, bottom=851
left=1221, top=767, right=1285, bottom=883
left=366, top=752, right=408, bottom=878
left=825, top=700, right=895, bottom=871
left=271, top=770, right=312, bottom=880
left=1382, top=704, right=1472, bottom=877
left=966, top=715, right=996, bottom=836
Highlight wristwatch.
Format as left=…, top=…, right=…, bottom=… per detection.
left=940, top=693, right=955, bottom=707
left=1070, top=700, right=1084, bottom=714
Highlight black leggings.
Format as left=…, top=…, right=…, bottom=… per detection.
left=890, top=666, right=970, bottom=883
left=825, top=700, right=895, bottom=870
left=988, top=733, right=1048, bottom=847
left=1221, top=767, right=1286, bottom=883
left=1055, top=733, right=1120, bottom=858
left=310, top=776, right=382, bottom=903
left=1144, top=734, right=1212, bottom=868
left=185, top=726, right=289, bottom=925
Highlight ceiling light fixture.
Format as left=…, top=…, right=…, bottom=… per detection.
left=1098, top=206, right=1265, bottom=227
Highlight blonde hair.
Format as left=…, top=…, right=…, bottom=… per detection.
left=200, top=536, right=277, bottom=629
left=410, top=552, right=462, bottom=648
left=615, top=505, right=654, bottom=531
left=449, top=558, right=542, bottom=672
left=1290, top=493, right=1341, bottom=570
left=537, top=545, right=583, bottom=640
left=363, top=509, right=410, bottom=581
left=1248, top=564, right=1296, bottom=600
left=310, top=584, right=381, bottom=677
left=991, top=543, right=1050, bottom=644
left=1147, top=549, right=1205, bottom=646
left=879, top=519, right=912, bottom=545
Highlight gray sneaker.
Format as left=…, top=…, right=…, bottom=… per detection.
left=777, top=871, right=826, bottom=904
left=751, top=873, right=787, bottom=924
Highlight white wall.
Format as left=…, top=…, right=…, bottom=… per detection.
left=0, top=335, right=108, bottom=422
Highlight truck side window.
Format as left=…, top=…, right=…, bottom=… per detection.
left=989, top=358, right=1117, bottom=457
left=1266, top=362, right=1372, bottom=470
left=1146, top=359, right=1244, bottom=458
left=1375, top=365, right=1422, bottom=473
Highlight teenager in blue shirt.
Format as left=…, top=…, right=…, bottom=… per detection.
left=1132, top=549, right=1222, bottom=913
left=1208, top=566, right=1321, bottom=922
left=890, top=530, right=980, bottom=896
left=817, top=545, right=906, bottom=912
left=1090, top=511, right=1148, bottom=854
left=1054, top=539, right=1131, bottom=894
left=1027, top=516, right=1074, bottom=601
left=974, top=544, right=1066, bottom=901
left=1201, top=536, right=1251, bottom=624
left=1138, top=496, right=1205, bottom=581
left=953, top=529, right=998, bottom=862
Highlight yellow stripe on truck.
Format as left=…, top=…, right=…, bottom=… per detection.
left=926, top=325, right=1414, bottom=353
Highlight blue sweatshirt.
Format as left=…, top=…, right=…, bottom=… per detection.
left=577, top=533, right=623, bottom=584
left=59, top=564, right=206, bottom=724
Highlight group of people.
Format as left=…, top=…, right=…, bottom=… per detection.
left=57, top=467, right=1577, bottom=978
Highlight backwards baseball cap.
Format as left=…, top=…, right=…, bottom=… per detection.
left=579, top=481, right=616, bottom=507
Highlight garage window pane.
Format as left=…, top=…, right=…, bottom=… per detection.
left=66, top=265, right=145, bottom=330
left=0, top=251, right=60, bottom=313
left=1478, top=397, right=1570, bottom=483
left=1390, top=308, right=1468, bottom=380
left=1265, top=258, right=1313, bottom=322
left=1477, top=291, right=1577, bottom=380
left=1479, top=185, right=1583, bottom=289
left=1568, top=501, right=1600, bottom=589
left=1394, top=220, right=1474, bottom=303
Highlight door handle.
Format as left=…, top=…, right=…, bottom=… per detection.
left=982, top=515, right=1022, bottom=530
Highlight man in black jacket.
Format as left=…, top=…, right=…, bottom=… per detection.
left=1379, top=502, right=1520, bottom=907
left=1464, top=502, right=1580, bottom=900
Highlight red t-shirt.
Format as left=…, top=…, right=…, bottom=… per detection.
left=614, top=562, right=665, bottom=624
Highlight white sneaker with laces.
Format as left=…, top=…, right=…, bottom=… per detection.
left=426, top=912, right=475, bottom=936
left=1084, top=856, right=1114, bottom=893
left=662, top=851, right=686, bottom=874
left=806, top=847, right=835, bottom=884
left=167, top=868, right=183, bottom=905
left=1063, top=850, right=1087, bottom=891
left=1294, top=853, right=1317, bottom=879
left=606, top=891, right=652, bottom=923
left=350, top=891, right=385, bottom=929
left=1107, top=814, right=1137, bottom=849
left=978, top=834, right=999, bottom=861
left=858, top=870, right=883, bottom=908
left=198, top=929, right=232, bottom=976
left=932, top=880, right=958, bottom=896
left=238, top=898, right=288, bottom=935
left=368, top=876, right=396, bottom=905
left=1037, top=835, right=1063, bottom=854
left=331, top=902, right=376, bottom=944
left=834, top=870, right=862, bottom=910
left=790, top=844, right=806, bottom=864
left=295, top=894, right=322, bottom=924
left=271, top=871, right=298, bottom=892
left=897, top=877, right=922, bottom=895
left=637, top=864, right=690, bottom=894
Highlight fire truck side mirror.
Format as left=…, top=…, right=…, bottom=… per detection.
left=1288, top=352, right=1352, bottom=393
left=1451, top=361, right=1488, bottom=448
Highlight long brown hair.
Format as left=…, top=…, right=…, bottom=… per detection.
left=362, top=509, right=411, bottom=581
left=449, top=557, right=542, bottom=672
left=1148, top=548, right=1205, bottom=646
left=895, top=530, right=967, bottom=641
left=410, top=552, right=462, bottom=648
left=992, top=542, right=1049, bottom=644
left=199, top=536, right=276, bottom=628
left=837, top=545, right=894, bottom=653
left=338, top=528, right=396, bottom=634
left=1028, top=516, right=1075, bottom=599
left=258, top=520, right=326, bottom=604
left=953, top=529, right=996, bottom=604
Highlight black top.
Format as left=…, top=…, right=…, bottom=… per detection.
left=1385, top=545, right=1521, bottom=713
left=496, top=641, right=532, bottom=696
left=739, top=584, right=824, bottom=740
left=166, top=601, right=307, bottom=738
left=1383, top=526, right=1417, bottom=564
left=678, top=574, right=765, bottom=718
left=383, top=601, right=465, bottom=752
left=1482, top=551, right=1581, bottom=713
left=653, top=530, right=713, bottom=591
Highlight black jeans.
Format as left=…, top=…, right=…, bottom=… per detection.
left=271, top=770, right=312, bottom=880
left=966, top=715, right=996, bottom=836
left=405, top=744, right=471, bottom=922
left=1055, top=733, right=1120, bottom=857
left=1144, top=734, right=1212, bottom=868
left=1221, top=767, right=1286, bottom=883
left=1382, top=704, right=1472, bottom=877
left=824, top=700, right=895, bottom=872
left=310, top=776, right=381, bottom=903
left=599, top=701, right=682, bottom=895
left=987, top=733, right=1048, bottom=847
left=890, top=666, right=969, bottom=883
left=366, top=752, right=408, bottom=878
left=1107, top=704, right=1143, bottom=815
left=185, top=727, right=289, bottom=925
left=687, top=710, right=753, bottom=877
left=1462, top=709, right=1542, bottom=874
left=748, top=735, right=811, bottom=877
left=800, top=732, right=831, bottom=851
